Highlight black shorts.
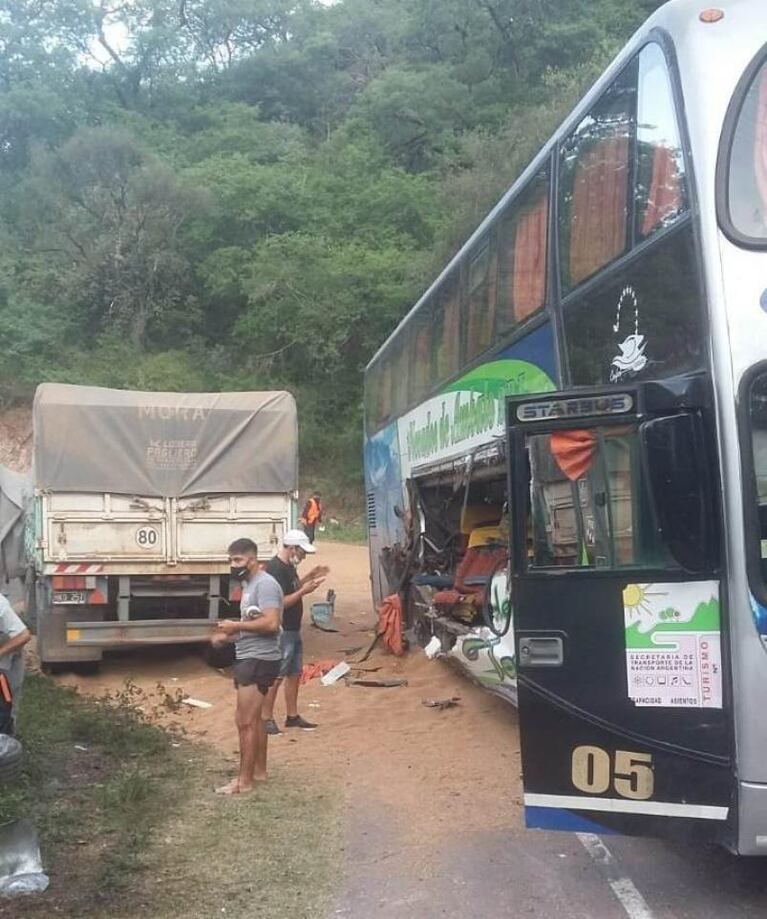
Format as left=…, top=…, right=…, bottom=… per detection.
left=232, top=658, right=281, bottom=695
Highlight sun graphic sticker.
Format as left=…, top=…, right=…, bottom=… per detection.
left=624, top=581, right=722, bottom=709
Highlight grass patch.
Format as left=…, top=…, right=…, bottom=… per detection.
left=320, top=520, right=368, bottom=545
left=0, top=674, right=340, bottom=918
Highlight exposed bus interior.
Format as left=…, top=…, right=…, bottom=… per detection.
left=407, top=459, right=509, bottom=647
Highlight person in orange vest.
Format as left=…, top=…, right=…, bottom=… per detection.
left=300, top=491, right=322, bottom=544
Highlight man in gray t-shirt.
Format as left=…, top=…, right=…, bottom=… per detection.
left=211, top=537, right=283, bottom=795
left=0, top=594, right=31, bottom=733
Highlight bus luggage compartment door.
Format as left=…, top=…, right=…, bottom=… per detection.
left=506, top=386, right=732, bottom=842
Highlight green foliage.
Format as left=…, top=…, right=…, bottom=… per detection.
left=0, top=0, right=668, bottom=483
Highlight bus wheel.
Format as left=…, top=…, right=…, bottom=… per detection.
left=481, top=558, right=512, bottom=638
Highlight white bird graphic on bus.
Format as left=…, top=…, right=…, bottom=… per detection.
left=610, top=333, right=648, bottom=381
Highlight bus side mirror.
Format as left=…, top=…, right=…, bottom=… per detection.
left=640, top=413, right=718, bottom=574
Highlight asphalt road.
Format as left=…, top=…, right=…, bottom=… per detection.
left=335, top=808, right=767, bottom=919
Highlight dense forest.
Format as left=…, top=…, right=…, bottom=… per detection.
left=0, top=0, right=665, bottom=483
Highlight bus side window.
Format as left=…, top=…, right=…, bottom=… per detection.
left=498, top=168, right=550, bottom=332
left=433, top=273, right=461, bottom=385
left=635, top=42, right=688, bottom=240
left=411, top=306, right=433, bottom=405
left=365, top=363, right=380, bottom=432
left=559, top=61, right=637, bottom=293
left=379, top=356, right=393, bottom=425
left=392, top=336, right=411, bottom=417
left=464, top=234, right=497, bottom=362
left=527, top=425, right=673, bottom=571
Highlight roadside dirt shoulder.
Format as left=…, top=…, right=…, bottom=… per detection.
left=51, top=542, right=522, bottom=846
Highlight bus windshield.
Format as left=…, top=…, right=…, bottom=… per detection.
left=727, top=53, right=767, bottom=242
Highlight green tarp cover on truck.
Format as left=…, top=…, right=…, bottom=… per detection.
left=33, top=384, right=298, bottom=498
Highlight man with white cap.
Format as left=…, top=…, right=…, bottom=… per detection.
left=262, top=528, right=329, bottom=733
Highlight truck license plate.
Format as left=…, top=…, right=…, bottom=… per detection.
left=53, top=591, right=88, bottom=605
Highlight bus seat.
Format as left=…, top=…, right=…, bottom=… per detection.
left=432, top=531, right=507, bottom=620
left=467, top=525, right=502, bottom=549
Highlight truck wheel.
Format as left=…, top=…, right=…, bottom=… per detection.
left=40, top=662, right=66, bottom=676
left=72, top=661, right=100, bottom=676
left=204, top=643, right=235, bottom=669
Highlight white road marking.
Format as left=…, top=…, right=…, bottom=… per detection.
left=577, top=833, right=656, bottom=919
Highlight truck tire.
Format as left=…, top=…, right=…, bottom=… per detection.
left=40, top=662, right=67, bottom=676
left=72, top=661, right=100, bottom=676
left=0, top=735, right=22, bottom=779
left=204, top=642, right=235, bottom=669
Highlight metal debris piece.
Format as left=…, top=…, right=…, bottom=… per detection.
left=320, top=661, right=351, bottom=686
left=182, top=697, right=213, bottom=710
left=422, top=697, right=461, bottom=710
left=346, top=678, right=408, bottom=688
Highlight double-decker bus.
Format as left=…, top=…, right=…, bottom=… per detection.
left=363, top=0, right=767, bottom=854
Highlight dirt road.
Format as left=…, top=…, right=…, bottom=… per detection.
left=54, top=542, right=522, bottom=840
left=49, top=543, right=767, bottom=919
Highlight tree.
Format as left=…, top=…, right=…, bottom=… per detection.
left=22, top=128, right=207, bottom=347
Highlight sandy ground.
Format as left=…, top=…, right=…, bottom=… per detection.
left=50, top=542, right=522, bottom=850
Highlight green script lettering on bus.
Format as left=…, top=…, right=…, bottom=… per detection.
left=452, top=391, right=496, bottom=445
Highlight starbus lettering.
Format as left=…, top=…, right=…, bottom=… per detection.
left=517, top=394, right=632, bottom=422
left=139, top=405, right=209, bottom=422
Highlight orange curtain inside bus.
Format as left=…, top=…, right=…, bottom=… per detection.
left=641, top=145, right=683, bottom=237
left=512, top=193, right=548, bottom=321
left=551, top=430, right=598, bottom=482
left=755, top=64, right=767, bottom=216
left=569, top=134, right=629, bottom=286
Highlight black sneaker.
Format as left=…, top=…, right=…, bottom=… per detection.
left=285, top=715, right=317, bottom=730
left=264, top=718, right=282, bottom=736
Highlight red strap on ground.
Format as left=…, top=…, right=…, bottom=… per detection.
left=300, top=659, right=337, bottom=685
left=377, top=594, right=404, bottom=656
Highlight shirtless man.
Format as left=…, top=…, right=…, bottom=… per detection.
left=212, top=538, right=282, bottom=795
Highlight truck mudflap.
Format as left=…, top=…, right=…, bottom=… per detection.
left=66, top=618, right=219, bottom=647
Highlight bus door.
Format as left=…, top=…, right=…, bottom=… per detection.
left=506, top=382, right=733, bottom=840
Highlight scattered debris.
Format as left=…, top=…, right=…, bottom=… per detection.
left=340, top=646, right=364, bottom=656
left=0, top=819, right=49, bottom=898
left=182, top=697, right=213, bottom=710
left=310, top=621, right=339, bottom=633
left=349, top=632, right=380, bottom=663
left=73, top=744, right=88, bottom=752
left=307, top=702, right=321, bottom=709
left=300, top=660, right=337, bottom=684
left=320, top=661, right=351, bottom=686
left=311, top=593, right=336, bottom=627
left=422, top=697, right=461, bottom=710
left=347, top=677, right=408, bottom=688
left=424, top=636, right=442, bottom=659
